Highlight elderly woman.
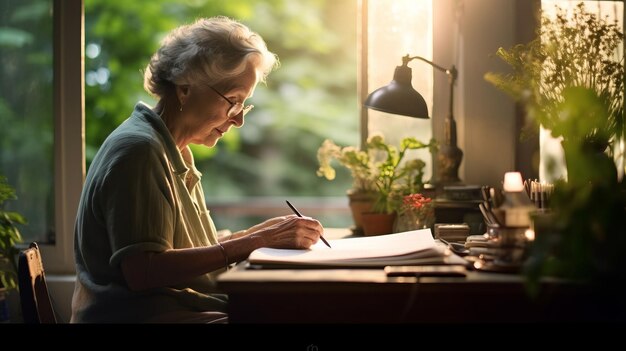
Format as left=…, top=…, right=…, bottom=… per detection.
left=71, top=16, right=323, bottom=323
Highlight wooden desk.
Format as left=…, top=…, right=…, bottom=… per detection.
left=217, top=229, right=626, bottom=323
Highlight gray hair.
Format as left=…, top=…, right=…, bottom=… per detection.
left=144, top=16, right=279, bottom=99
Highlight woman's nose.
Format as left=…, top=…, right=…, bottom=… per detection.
left=230, top=112, right=244, bottom=127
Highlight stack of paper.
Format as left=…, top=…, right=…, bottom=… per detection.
left=247, top=229, right=467, bottom=268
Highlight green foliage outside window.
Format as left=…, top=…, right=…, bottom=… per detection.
left=0, top=0, right=54, bottom=244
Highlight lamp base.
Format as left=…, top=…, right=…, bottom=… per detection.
left=431, top=144, right=464, bottom=192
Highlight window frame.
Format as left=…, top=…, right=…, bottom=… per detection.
left=357, top=0, right=369, bottom=149
left=41, top=0, right=84, bottom=274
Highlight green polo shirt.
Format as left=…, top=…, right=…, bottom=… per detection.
left=71, top=102, right=227, bottom=323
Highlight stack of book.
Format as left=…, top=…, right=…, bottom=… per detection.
left=434, top=223, right=470, bottom=243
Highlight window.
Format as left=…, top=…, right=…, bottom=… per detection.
left=85, top=1, right=358, bottom=232
left=365, top=0, right=434, bottom=180
left=0, top=0, right=54, bottom=245
left=0, top=0, right=82, bottom=273
left=83, top=1, right=440, bottom=235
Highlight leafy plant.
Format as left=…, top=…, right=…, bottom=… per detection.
left=317, top=134, right=437, bottom=214
left=0, top=176, right=25, bottom=290
left=483, top=2, right=626, bottom=294
left=316, top=140, right=376, bottom=194
left=518, top=86, right=626, bottom=297
left=484, top=2, right=624, bottom=149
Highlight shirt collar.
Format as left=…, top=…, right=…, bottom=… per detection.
left=134, top=102, right=189, bottom=176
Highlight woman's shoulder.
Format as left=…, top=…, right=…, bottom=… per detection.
left=87, top=133, right=168, bottom=187
left=107, top=125, right=162, bottom=152
left=88, top=104, right=173, bottom=174
left=107, top=105, right=166, bottom=147
left=95, top=122, right=167, bottom=169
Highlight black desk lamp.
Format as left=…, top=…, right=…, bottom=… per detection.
left=364, top=54, right=463, bottom=187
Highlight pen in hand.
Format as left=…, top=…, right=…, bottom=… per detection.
left=285, top=200, right=332, bottom=248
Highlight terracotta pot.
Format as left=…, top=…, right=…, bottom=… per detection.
left=361, top=212, right=397, bottom=236
left=347, top=191, right=376, bottom=235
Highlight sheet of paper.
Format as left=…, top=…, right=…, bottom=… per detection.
left=248, top=229, right=438, bottom=265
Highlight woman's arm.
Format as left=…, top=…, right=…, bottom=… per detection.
left=121, top=234, right=263, bottom=291
left=122, top=215, right=322, bottom=291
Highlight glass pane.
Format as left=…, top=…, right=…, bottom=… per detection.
left=367, top=0, right=434, bottom=180
left=85, top=1, right=358, bottom=232
left=0, top=0, right=55, bottom=244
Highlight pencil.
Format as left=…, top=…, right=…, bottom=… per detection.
left=285, top=200, right=332, bottom=248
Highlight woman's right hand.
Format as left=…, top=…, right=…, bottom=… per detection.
left=250, top=215, right=323, bottom=249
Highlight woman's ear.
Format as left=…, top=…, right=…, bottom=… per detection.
left=176, top=84, right=191, bottom=109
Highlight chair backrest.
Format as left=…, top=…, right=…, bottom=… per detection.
left=18, top=242, right=57, bottom=323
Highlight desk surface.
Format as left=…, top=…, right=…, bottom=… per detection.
left=217, top=228, right=626, bottom=323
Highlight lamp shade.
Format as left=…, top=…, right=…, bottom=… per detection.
left=364, top=65, right=429, bottom=118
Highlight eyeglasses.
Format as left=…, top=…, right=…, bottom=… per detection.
left=208, top=85, right=254, bottom=118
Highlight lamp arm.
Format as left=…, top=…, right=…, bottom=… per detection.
left=406, top=55, right=448, bottom=74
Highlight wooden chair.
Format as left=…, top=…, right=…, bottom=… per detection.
left=18, top=242, right=57, bottom=323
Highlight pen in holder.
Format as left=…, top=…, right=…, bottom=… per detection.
left=524, top=179, right=554, bottom=210
left=481, top=172, right=535, bottom=270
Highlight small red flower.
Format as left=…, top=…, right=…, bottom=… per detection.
left=402, top=193, right=432, bottom=210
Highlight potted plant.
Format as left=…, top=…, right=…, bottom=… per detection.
left=317, top=138, right=378, bottom=234
left=0, top=175, right=25, bottom=322
left=317, top=134, right=436, bottom=235
left=484, top=2, right=626, bottom=292
left=484, top=2, right=624, bottom=178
